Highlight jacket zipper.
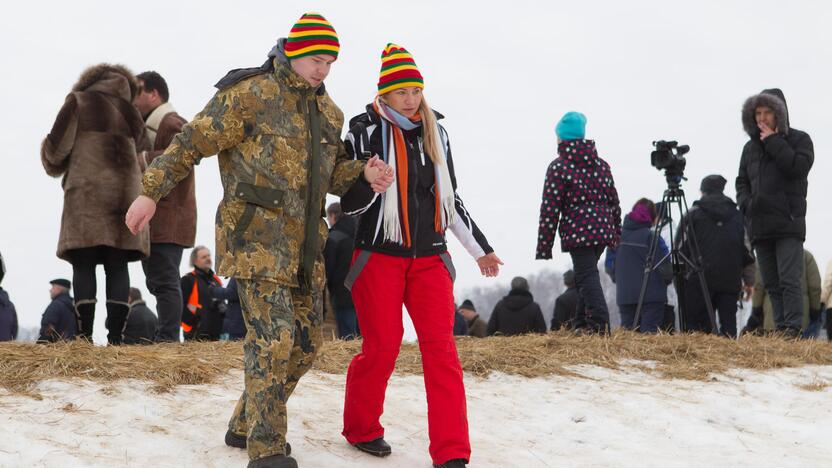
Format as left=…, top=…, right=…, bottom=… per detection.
left=753, top=141, right=764, bottom=211
left=408, top=135, right=420, bottom=258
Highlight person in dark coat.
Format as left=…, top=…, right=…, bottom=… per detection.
left=536, top=112, right=622, bottom=334
left=0, top=253, right=17, bottom=342
left=458, top=299, right=487, bottom=338
left=38, top=279, right=78, bottom=342
left=679, top=175, right=755, bottom=337
left=551, top=270, right=579, bottom=331
left=213, top=278, right=245, bottom=341
left=134, top=71, right=197, bottom=343
left=181, top=246, right=226, bottom=341
left=323, top=202, right=359, bottom=339
left=605, top=199, right=671, bottom=333
left=736, top=88, right=813, bottom=336
left=453, top=306, right=468, bottom=336
left=487, top=277, right=547, bottom=336
left=124, top=287, right=158, bottom=345
left=0, top=287, right=16, bottom=342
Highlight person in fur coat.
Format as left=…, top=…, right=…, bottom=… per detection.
left=736, top=88, right=813, bottom=336
left=41, top=63, right=150, bottom=345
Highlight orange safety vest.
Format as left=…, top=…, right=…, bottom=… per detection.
left=182, top=270, right=223, bottom=332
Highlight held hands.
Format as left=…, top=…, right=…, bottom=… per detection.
left=125, top=195, right=157, bottom=235
left=477, top=252, right=504, bottom=278
left=364, top=155, right=395, bottom=193
left=758, top=122, right=776, bottom=140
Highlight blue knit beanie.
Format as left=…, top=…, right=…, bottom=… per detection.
left=555, top=112, right=587, bottom=140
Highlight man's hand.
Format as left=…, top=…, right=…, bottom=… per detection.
left=758, top=122, right=776, bottom=140
left=477, top=252, right=504, bottom=277
left=125, top=195, right=157, bottom=234
left=364, top=155, right=395, bottom=193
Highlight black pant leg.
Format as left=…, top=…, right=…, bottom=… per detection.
left=713, top=292, right=739, bottom=338
left=143, top=243, right=184, bottom=342
left=102, top=248, right=130, bottom=303
left=683, top=278, right=711, bottom=333
left=569, top=245, right=609, bottom=331
left=775, top=238, right=805, bottom=331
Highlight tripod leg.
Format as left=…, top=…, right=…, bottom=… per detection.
left=634, top=191, right=671, bottom=331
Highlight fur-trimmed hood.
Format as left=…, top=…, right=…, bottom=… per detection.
left=741, top=88, right=790, bottom=139
left=72, top=63, right=138, bottom=102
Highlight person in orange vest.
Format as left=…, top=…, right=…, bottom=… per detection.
left=180, top=246, right=226, bottom=341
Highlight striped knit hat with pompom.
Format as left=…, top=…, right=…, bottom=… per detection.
left=377, top=43, right=424, bottom=95
left=284, top=12, right=340, bottom=60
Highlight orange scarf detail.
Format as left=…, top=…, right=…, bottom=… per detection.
left=391, top=126, right=412, bottom=247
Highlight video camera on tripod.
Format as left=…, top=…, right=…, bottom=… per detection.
left=651, top=140, right=690, bottom=188
left=633, top=140, right=718, bottom=334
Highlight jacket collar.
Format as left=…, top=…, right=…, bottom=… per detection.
left=145, top=102, right=176, bottom=130
left=273, top=38, right=326, bottom=95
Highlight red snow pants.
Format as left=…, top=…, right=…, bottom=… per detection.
left=342, top=251, right=470, bottom=464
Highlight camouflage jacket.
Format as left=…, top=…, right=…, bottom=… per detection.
left=142, top=57, right=365, bottom=290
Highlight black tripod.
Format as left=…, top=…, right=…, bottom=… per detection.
left=633, top=175, right=717, bottom=333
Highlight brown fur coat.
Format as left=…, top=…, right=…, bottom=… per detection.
left=41, top=63, right=150, bottom=262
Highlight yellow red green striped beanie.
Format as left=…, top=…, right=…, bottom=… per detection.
left=377, top=43, right=424, bottom=95
left=284, top=12, right=340, bottom=60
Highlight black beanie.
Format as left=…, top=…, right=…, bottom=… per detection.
left=700, top=174, right=727, bottom=195
left=459, top=299, right=476, bottom=312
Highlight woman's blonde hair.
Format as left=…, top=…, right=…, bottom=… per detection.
left=417, top=94, right=444, bottom=166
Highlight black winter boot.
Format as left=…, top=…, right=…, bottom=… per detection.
left=225, top=431, right=291, bottom=455
left=105, top=301, right=130, bottom=345
left=353, top=437, right=392, bottom=457
left=75, top=301, right=96, bottom=342
left=225, top=430, right=246, bottom=449
left=434, top=459, right=467, bottom=468
left=246, top=454, right=298, bottom=468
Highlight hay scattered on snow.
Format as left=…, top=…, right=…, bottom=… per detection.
left=1, top=331, right=830, bottom=396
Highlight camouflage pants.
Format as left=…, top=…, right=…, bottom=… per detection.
left=228, top=279, right=322, bottom=460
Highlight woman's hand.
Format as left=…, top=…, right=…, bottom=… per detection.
left=477, top=252, right=504, bottom=277
left=364, top=155, right=395, bottom=193
left=125, top=195, right=157, bottom=234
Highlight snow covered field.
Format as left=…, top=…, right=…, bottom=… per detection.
left=1, top=365, right=831, bottom=468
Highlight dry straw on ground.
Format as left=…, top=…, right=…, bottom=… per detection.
left=1, top=331, right=830, bottom=396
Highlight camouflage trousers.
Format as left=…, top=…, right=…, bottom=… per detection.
left=228, top=279, right=322, bottom=461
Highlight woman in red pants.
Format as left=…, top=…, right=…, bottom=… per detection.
left=339, top=44, right=502, bottom=468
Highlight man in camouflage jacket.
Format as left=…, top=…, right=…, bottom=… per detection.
left=126, top=13, right=392, bottom=468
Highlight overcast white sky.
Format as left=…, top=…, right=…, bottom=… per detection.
left=1, top=0, right=830, bottom=339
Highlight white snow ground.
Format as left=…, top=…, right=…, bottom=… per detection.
left=1, top=365, right=831, bottom=468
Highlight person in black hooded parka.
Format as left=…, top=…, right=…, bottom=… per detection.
left=736, top=88, right=813, bottom=336
left=680, top=175, right=754, bottom=337
left=487, top=277, right=547, bottom=336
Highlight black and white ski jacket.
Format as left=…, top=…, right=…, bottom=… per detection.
left=340, top=105, right=493, bottom=259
